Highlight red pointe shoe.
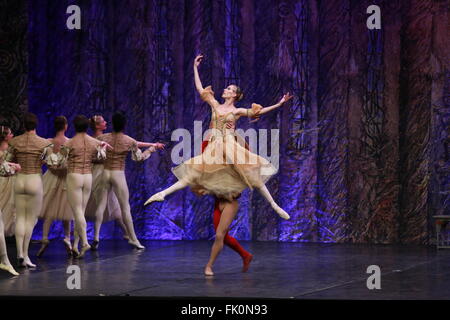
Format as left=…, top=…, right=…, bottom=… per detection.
left=242, top=254, right=253, bottom=273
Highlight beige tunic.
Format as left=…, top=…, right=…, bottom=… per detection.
left=8, top=132, right=52, bottom=174
left=97, top=133, right=153, bottom=171
left=62, top=134, right=104, bottom=174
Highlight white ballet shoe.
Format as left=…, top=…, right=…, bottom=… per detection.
left=204, top=265, right=214, bottom=276
left=272, top=204, right=290, bottom=220
left=0, top=263, right=19, bottom=276
left=76, top=244, right=91, bottom=258
left=144, top=192, right=165, bottom=206
left=23, top=257, right=37, bottom=268
left=128, top=240, right=145, bottom=250
left=63, top=239, right=73, bottom=256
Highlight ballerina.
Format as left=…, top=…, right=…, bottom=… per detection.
left=145, top=54, right=292, bottom=221
left=37, top=116, right=74, bottom=257
left=60, top=115, right=111, bottom=258
left=0, top=126, right=20, bottom=276
left=83, top=115, right=129, bottom=251
left=0, top=126, right=17, bottom=239
left=94, top=112, right=164, bottom=250
left=145, top=54, right=292, bottom=275
left=8, top=113, right=59, bottom=268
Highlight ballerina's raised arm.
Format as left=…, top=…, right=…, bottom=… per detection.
left=193, top=54, right=204, bottom=92
left=193, top=54, right=221, bottom=112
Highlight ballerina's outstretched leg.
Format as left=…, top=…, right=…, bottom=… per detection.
left=144, top=180, right=188, bottom=206
left=256, top=184, right=290, bottom=220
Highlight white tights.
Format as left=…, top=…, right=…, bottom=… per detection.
left=158, top=180, right=188, bottom=197
left=66, top=173, right=92, bottom=248
left=0, top=209, right=12, bottom=266
left=94, top=170, right=139, bottom=243
left=14, top=173, right=43, bottom=264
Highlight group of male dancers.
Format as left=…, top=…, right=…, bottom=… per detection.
left=0, top=112, right=164, bottom=276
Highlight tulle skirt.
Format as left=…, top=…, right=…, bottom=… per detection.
left=172, top=133, right=277, bottom=201
left=85, top=164, right=121, bottom=222
left=0, top=176, right=15, bottom=236
left=39, top=169, right=74, bottom=221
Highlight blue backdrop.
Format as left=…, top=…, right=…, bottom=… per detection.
left=12, top=0, right=447, bottom=244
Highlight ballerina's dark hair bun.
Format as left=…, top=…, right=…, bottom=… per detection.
left=235, top=86, right=244, bottom=102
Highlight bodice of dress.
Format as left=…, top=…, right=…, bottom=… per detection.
left=0, top=149, right=18, bottom=176
left=3, top=149, right=14, bottom=162
left=91, top=134, right=105, bottom=165
left=8, top=132, right=52, bottom=174
left=210, top=110, right=237, bottom=136
left=48, top=137, right=69, bottom=176
left=0, top=150, right=10, bottom=176
left=62, top=134, right=103, bottom=174
left=200, top=86, right=263, bottom=140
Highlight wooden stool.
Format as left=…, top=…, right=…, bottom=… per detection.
left=433, top=215, right=450, bottom=249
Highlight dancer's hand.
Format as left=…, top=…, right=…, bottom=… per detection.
left=194, top=54, right=204, bottom=67
left=153, top=143, right=165, bottom=150
left=101, top=142, right=113, bottom=150
left=278, top=92, right=293, bottom=105
left=225, top=122, right=234, bottom=130
left=195, top=188, right=210, bottom=196
left=9, top=162, right=21, bottom=172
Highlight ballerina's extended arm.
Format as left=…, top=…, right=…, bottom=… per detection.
left=136, top=141, right=165, bottom=149
left=236, top=92, right=294, bottom=121
left=132, top=142, right=165, bottom=162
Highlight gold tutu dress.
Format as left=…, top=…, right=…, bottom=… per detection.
left=39, top=139, right=74, bottom=221
left=171, top=86, right=278, bottom=201
left=39, top=166, right=74, bottom=221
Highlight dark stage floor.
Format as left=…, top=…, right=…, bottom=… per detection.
left=0, top=239, right=449, bottom=299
